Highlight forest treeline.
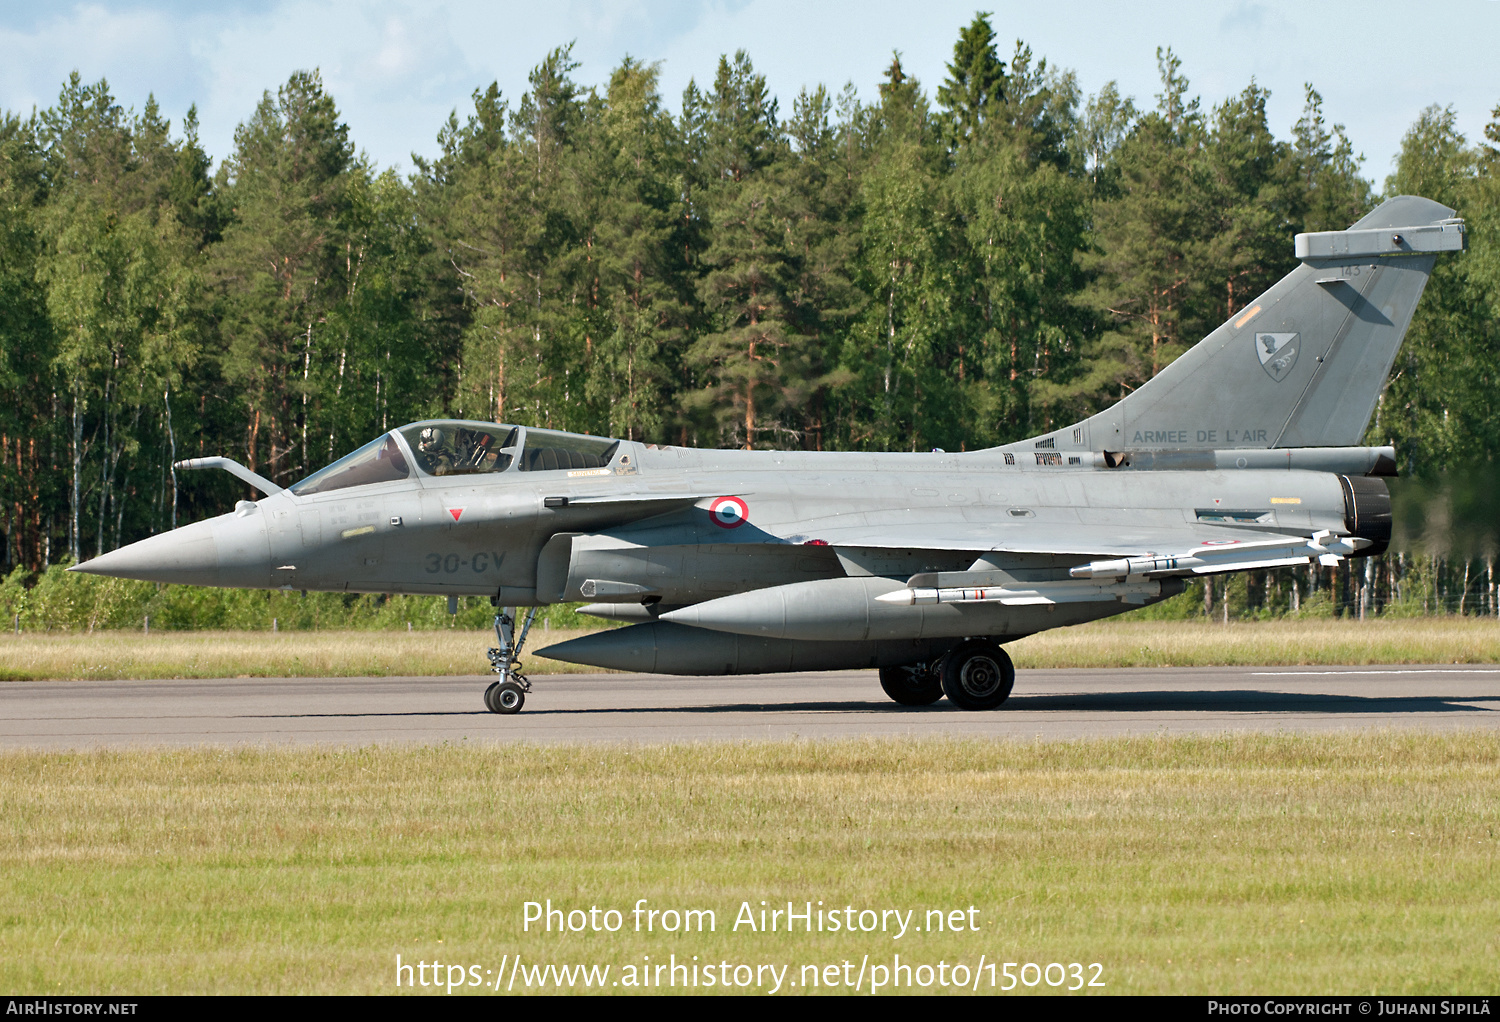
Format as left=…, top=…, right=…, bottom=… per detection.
left=2, top=14, right=1499, bottom=615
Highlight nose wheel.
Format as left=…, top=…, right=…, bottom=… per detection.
left=484, top=679, right=526, bottom=714
left=485, top=606, right=537, bottom=714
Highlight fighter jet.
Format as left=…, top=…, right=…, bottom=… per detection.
left=74, top=196, right=1465, bottom=714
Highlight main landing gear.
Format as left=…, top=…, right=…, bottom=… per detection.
left=878, top=663, right=945, bottom=705
left=940, top=639, right=1016, bottom=710
left=484, top=606, right=537, bottom=714
left=880, top=639, right=1016, bottom=711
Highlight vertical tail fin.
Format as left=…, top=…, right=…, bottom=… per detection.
left=1021, top=196, right=1464, bottom=454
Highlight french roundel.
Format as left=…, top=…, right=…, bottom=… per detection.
left=709, top=496, right=749, bottom=529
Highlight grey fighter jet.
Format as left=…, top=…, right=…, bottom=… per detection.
left=74, top=196, right=1466, bottom=714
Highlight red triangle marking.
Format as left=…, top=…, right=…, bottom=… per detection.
left=448, top=508, right=464, bottom=521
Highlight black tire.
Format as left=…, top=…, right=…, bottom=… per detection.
left=939, top=640, right=1015, bottom=710
left=878, top=664, right=944, bottom=706
left=484, top=680, right=525, bottom=714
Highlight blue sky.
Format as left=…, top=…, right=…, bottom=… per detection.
left=2, top=0, right=1497, bottom=190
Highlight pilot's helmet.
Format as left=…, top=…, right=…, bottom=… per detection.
left=419, top=427, right=443, bottom=452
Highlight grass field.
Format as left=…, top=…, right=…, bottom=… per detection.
left=0, top=734, right=1495, bottom=995
left=0, top=626, right=600, bottom=681
left=1007, top=616, right=1500, bottom=669
left=2, top=617, right=1499, bottom=681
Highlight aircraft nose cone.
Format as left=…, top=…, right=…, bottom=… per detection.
left=70, top=509, right=271, bottom=588
left=71, top=520, right=218, bottom=584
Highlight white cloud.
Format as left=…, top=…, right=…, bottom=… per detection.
left=0, top=4, right=199, bottom=119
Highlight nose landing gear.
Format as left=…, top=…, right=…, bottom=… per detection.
left=484, top=679, right=526, bottom=713
left=484, top=606, right=538, bottom=714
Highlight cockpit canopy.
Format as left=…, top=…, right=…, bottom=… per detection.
left=402, top=422, right=518, bottom=477
left=289, top=433, right=409, bottom=495
left=288, top=421, right=621, bottom=496
left=511, top=429, right=619, bottom=472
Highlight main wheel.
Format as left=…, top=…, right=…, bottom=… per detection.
left=939, top=640, right=1015, bottom=710
left=484, top=680, right=525, bottom=714
left=878, top=664, right=944, bottom=706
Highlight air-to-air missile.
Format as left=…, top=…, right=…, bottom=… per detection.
left=74, top=196, right=1463, bottom=714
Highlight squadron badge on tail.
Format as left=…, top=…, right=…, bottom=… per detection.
left=1256, top=332, right=1299, bottom=382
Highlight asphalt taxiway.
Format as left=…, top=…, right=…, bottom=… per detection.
left=2, top=666, right=1499, bottom=749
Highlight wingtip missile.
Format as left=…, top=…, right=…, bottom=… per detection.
left=1069, top=533, right=1372, bottom=580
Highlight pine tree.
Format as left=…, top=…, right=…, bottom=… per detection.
left=0, top=112, right=55, bottom=568
left=36, top=76, right=204, bottom=557
left=992, top=41, right=1077, bottom=171
left=419, top=82, right=530, bottom=426
left=587, top=57, right=690, bottom=442
left=213, top=70, right=356, bottom=484
left=1290, top=85, right=1372, bottom=232
left=936, top=13, right=1007, bottom=148
left=952, top=110, right=1089, bottom=442
left=780, top=84, right=863, bottom=450
left=684, top=52, right=809, bottom=449
left=1197, top=82, right=1298, bottom=326
left=837, top=55, right=974, bottom=451
left=495, top=46, right=588, bottom=431
left=1059, top=51, right=1210, bottom=418
left=1377, top=107, right=1494, bottom=471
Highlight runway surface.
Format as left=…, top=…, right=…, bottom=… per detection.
left=3, top=665, right=1500, bottom=749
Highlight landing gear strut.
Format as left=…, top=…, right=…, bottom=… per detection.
left=484, top=606, right=537, bottom=714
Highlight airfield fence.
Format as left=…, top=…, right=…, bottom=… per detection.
left=1137, top=553, right=1500, bottom=623
left=0, top=553, right=1495, bottom=633
left=0, top=562, right=600, bottom=634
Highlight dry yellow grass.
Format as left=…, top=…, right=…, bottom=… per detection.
left=1009, top=616, right=1500, bottom=668
left=2, top=616, right=1498, bottom=681
left=0, top=735, right=1496, bottom=994
left=0, top=627, right=599, bottom=681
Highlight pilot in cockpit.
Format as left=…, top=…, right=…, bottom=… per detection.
left=418, top=426, right=457, bottom=475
